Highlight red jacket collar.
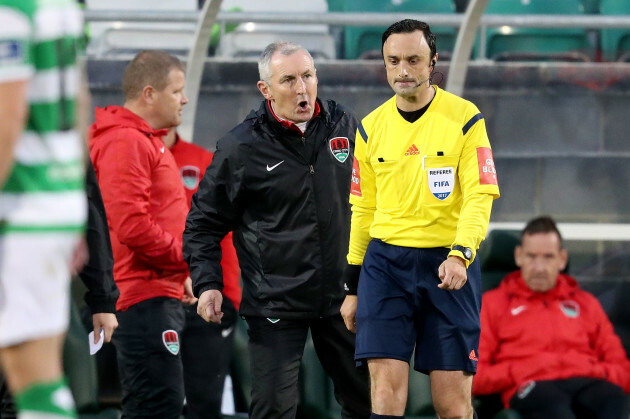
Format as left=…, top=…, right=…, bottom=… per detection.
left=266, top=99, right=321, bottom=134
left=90, top=106, right=169, bottom=143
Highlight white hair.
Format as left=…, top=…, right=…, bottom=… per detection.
left=258, top=41, right=314, bottom=84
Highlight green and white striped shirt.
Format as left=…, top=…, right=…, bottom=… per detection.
left=0, top=0, right=86, bottom=234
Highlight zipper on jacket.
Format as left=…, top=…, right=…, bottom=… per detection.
left=309, top=165, right=315, bottom=174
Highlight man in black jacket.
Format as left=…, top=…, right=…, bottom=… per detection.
left=184, top=41, right=370, bottom=419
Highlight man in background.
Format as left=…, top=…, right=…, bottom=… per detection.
left=89, top=50, right=192, bottom=418
left=473, top=216, right=630, bottom=418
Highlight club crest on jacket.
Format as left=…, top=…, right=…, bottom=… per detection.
left=329, top=137, right=349, bottom=163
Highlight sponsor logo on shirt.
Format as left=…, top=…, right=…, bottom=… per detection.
left=329, top=137, right=349, bottom=163
left=0, top=41, right=22, bottom=65
left=405, top=144, right=421, bottom=156
left=477, top=147, right=498, bottom=185
left=510, top=305, right=527, bottom=316
left=350, top=158, right=361, bottom=197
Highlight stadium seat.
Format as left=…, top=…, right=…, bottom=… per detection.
left=478, top=229, right=520, bottom=292
left=341, top=0, right=457, bottom=60
left=600, top=0, right=630, bottom=61
left=216, top=0, right=336, bottom=59
left=85, top=0, right=198, bottom=58
left=479, top=0, right=593, bottom=61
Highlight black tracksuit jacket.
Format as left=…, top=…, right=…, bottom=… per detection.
left=183, top=98, right=358, bottom=319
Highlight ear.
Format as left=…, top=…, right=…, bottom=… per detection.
left=559, top=248, right=568, bottom=271
left=514, top=245, right=523, bottom=268
left=142, top=85, right=155, bottom=104
left=430, top=53, right=439, bottom=69
left=257, top=80, right=272, bottom=100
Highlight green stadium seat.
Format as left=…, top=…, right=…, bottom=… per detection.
left=600, top=0, right=630, bottom=61
left=478, top=229, right=520, bottom=292
left=341, top=0, right=457, bottom=59
left=479, top=0, right=592, bottom=61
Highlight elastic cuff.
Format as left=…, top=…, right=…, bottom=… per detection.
left=343, top=264, right=362, bottom=295
left=88, top=301, right=117, bottom=315
left=195, top=283, right=222, bottom=298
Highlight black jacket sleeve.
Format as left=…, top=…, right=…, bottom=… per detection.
left=79, top=159, right=119, bottom=314
left=183, top=134, right=245, bottom=297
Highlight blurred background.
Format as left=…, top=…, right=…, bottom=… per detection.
left=68, top=0, right=630, bottom=417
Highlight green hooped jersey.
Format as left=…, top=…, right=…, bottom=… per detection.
left=0, top=0, right=86, bottom=234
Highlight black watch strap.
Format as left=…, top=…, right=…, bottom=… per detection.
left=452, top=245, right=473, bottom=261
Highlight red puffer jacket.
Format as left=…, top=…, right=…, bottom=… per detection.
left=473, top=271, right=630, bottom=407
left=89, top=106, right=189, bottom=310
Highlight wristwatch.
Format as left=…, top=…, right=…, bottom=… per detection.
left=451, top=245, right=473, bottom=261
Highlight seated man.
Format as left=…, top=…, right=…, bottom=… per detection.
left=473, top=216, right=630, bottom=419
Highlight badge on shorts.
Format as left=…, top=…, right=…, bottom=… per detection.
left=162, top=330, right=180, bottom=355
left=329, top=137, right=349, bottom=163
left=427, top=167, right=454, bottom=200
left=180, top=165, right=201, bottom=190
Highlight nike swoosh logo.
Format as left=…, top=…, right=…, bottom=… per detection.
left=266, top=160, right=284, bottom=171
left=221, top=326, right=234, bottom=338
left=511, top=305, right=527, bottom=316
left=160, top=146, right=165, bottom=153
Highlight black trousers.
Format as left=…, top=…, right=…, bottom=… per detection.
left=113, top=297, right=186, bottom=419
left=245, top=314, right=371, bottom=419
left=509, top=377, right=630, bottom=419
left=181, top=299, right=237, bottom=419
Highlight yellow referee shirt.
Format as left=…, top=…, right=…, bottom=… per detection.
left=347, top=86, right=500, bottom=266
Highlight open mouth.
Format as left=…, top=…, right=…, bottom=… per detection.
left=298, top=100, right=308, bottom=110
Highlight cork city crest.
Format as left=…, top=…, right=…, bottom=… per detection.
left=162, top=330, right=180, bottom=355
left=329, top=137, right=349, bottom=163
left=180, top=165, right=201, bottom=190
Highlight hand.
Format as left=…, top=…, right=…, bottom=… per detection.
left=92, top=312, right=118, bottom=343
left=70, top=237, right=89, bottom=275
left=340, top=295, right=358, bottom=333
left=197, top=289, right=223, bottom=324
left=182, top=276, right=198, bottom=305
left=438, top=256, right=468, bottom=290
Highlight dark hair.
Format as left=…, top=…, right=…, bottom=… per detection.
left=381, top=19, right=437, bottom=62
left=122, top=50, right=185, bottom=100
left=522, top=216, right=563, bottom=247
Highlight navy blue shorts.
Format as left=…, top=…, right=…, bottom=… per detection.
left=355, top=239, right=482, bottom=374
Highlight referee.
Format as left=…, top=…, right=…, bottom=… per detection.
left=341, top=19, right=500, bottom=419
